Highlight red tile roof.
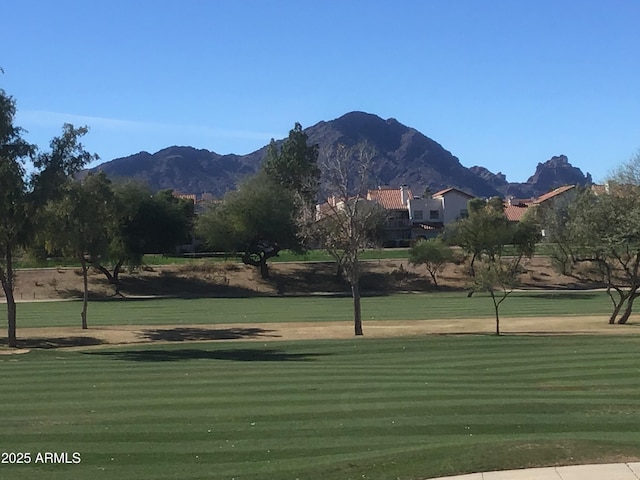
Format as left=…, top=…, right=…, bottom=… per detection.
left=367, top=187, right=413, bottom=210
left=531, top=185, right=575, bottom=205
left=503, top=204, right=529, bottom=222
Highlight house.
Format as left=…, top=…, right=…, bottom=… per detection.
left=366, top=186, right=414, bottom=245
left=430, top=188, right=475, bottom=225
left=500, top=185, right=578, bottom=238
left=347, top=185, right=475, bottom=245
left=500, top=185, right=578, bottom=224
left=529, top=184, right=576, bottom=206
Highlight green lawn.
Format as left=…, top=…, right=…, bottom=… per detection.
left=1, top=336, right=640, bottom=480
left=13, top=290, right=612, bottom=328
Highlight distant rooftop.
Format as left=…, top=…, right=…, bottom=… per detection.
left=530, top=185, right=575, bottom=205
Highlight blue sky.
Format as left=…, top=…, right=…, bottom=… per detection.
left=3, top=0, right=638, bottom=183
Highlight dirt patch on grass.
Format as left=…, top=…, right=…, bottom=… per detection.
left=10, top=315, right=638, bottom=351
left=0, top=348, right=30, bottom=355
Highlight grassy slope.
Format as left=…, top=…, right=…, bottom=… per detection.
left=2, top=336, right=640, bottom=480
left=13, top=291, right=612, bottom=329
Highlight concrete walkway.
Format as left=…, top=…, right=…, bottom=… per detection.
left=426, top=463, right=640, bottom=479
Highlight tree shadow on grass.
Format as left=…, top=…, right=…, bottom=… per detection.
left=138, top=327, right=280, bottom=342
left=14, top=337, right=105, bottom=349
left=86, top=348, right=329, bottom=362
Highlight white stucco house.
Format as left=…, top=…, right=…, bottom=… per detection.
left=364, top=186, right=475, bottom=245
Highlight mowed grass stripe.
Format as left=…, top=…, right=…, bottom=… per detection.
left=2, top=336, right=640, bottom=479
left=12, top=291, right=612, bottom=328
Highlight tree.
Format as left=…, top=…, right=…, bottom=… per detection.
left=560, top=185, right=640, bottom=324
left=445, top=197, right=511, bottom=290
left=29, top=123, right=99, bottom=329
left=596, top=151, right=640, bottom=324
left=197, top=123, right=319, bottom=281
left=0, top=88, right=35, bottom=347
left=39, top=173, right=113, bottom=328
left=408, top=238, right=454, bottom=286
left=473, top=257, right=517, bottom=336
left=197, top=171, right=301, bottom=279
left=450, top=198, right=541, bottom=334
left=31, top=123, right=98, bottom=205
left=263, top=122, right=320, bottom=209
left=315, top=144, right=386, bottom=336
left=91, top=183, right=194, bottom=296
left=608, top=150, right=640, bottom=186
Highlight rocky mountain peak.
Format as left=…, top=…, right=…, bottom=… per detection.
left=88, top=111, right=591, bottom=200
left=527, top=155, right=592, bottom=192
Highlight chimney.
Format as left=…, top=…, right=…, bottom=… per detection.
left=400, top=185, right=409, bottom=206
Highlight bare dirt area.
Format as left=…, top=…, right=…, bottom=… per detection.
left=8, top=315, right=637, bottom=352
left=3, top=256, right=600, bottom=302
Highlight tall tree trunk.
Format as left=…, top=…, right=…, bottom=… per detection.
left=617, top=288, right=639, bottom=324
left=259, top=258, right=270, bottom=279
left=608, top=294, right=627, bottom=324
left=80, top=257, right=89, bottom=330
left=469, top=253, right=477, bottom=277
left=606, top=286, right=628, bottom=324
left=1, top=249, right=17, bottom=347
left=335, top=260, right=344, bottom=280
left=491, top=292, right=500, bottom=336
left=6, top=291, right=17, bottom=348
left=352, top=281, right=363, bottom=336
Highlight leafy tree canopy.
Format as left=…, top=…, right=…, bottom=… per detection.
left=31, top=123, right=98, bottom=204
left=263, top=122, right=320, bottom=207
left=197, top=171, right=300, bottom=278
left=408, top=238, right=454, bottom=286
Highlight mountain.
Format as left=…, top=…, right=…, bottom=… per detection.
left=89, top=112, right=592, bottom=199
left=306, top=112, right=501, bottom=197
left=88, top=146, right=266, bottom=197
left=470, top=155, right=593, bottom=199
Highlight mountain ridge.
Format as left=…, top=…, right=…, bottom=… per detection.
left=89, top=111, right=592, bottom=199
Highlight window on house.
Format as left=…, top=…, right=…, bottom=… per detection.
left=460, top=208, right=468, bottom=219
left=413, top=210, right=423, bottom=220
left=430, top=210, right=439, bottom=220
